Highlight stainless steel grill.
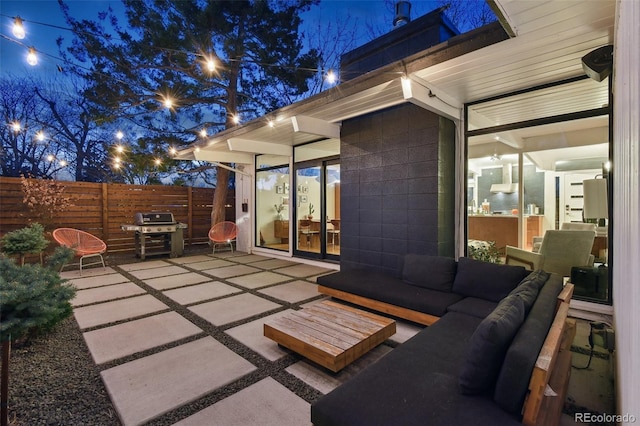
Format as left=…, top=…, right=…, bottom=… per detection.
left=121, top=212, right=187, bottom=260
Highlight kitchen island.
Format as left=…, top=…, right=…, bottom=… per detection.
left=468, top=214, right=543, bottom=251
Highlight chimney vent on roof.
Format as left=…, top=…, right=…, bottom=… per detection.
left=394, top=1, right=411, bottom=27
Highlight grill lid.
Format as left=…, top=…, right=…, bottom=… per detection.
left=134, top=212, right=176, bottom=225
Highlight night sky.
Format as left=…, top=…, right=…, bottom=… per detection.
left=1, top=0, right=440, bottom=79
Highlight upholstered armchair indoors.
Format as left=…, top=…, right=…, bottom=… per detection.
left=531, top=222, right=597, bottom=252
left=506, top=229, right=596, bottom=277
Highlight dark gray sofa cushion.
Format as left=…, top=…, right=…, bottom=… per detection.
left=447, top=297, right=498, bottom=319
left=459, top=294, right=526, bottom=395
left=493, top=273, right=563, bottom=414
left=402, top=254, right=457, bottom=292
left=452, top=257, right=529, bottom=302
left=317, top=269, right=464, bottom=317
left=311, top=312, right=521, bottom=426
left=508, top=269, right=550, bottom=314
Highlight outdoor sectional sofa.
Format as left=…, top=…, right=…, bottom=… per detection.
left=312, top=255, right=575, bottom=425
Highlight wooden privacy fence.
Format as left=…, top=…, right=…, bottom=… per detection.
left=0, top=176, right=235, bottom=254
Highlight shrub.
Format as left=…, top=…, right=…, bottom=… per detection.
left=0, top=223, right=49, bottom=265
left=468, top=240, right=502, bottom=264
left=0, top=256, right=76, bottom=342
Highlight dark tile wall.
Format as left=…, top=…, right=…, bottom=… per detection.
left=475, top=165, right=545, bottom=214
left=340, top=103, right=456, bottom=276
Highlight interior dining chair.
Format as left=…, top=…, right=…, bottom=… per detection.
left=208, top=221, right=238, bottom=253
left=298, top=219, right=318, bottom=249
left=52, top=228, right=107, bottom=275
left=327, top=219, right=340, bottom=248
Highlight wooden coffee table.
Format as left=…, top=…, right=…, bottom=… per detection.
left=264, top=300, right=396, bottom=372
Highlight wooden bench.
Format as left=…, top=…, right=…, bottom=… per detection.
left=319, top=282, right=576, bottom=425
left=522, top=283, right=576, bottom=426
left=317, top=285, right=440, bottom=326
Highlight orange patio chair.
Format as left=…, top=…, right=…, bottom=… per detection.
left=52, top=228, right=107, bottom=275
left=208, top=221, right=238, bottom=254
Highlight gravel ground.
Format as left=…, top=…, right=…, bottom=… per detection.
left=4, top=246, right=324, bottom=425
left=5, top=317, right=119, bottom=426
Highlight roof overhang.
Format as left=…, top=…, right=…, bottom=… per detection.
left=175, top=1, right=615, bottom=165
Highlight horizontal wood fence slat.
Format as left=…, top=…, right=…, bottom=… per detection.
left=0, top=176, right=235, bottom=255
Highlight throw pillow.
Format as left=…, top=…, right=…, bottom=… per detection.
left=402, top=254, right=457, bottom=292
left=508, top=270, right=550, bottom=314
left=452, top=257, right=529, bottom=302
left=459, top=294, right=526, bottom=395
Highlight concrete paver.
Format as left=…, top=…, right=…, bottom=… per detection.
left=68, top=273, right=130, bottom=290
left=202, top=264, right=261, bottom=278
left=286, top=345, right=393, bottom=394
left=74, top=294, right=168, bottom=329
left=72, top=282, right=144, bottom=307
left=189, top=293, right=282, bottom=326
left=128, top=265, right=189, bottom=280
left=173, top=377, right=310, bottom=426
left=82, top=311, right=202, bottom=364
left=162, top=281, right=241, bottom=305
left=258, top=280, right=319, bottom=303
left=224, top=310, right=294, bottom=361
left=186, top=259, right=235, bottom=270
left=101, top=337, right=256, bottom=426
left=274, top=264, right=333, bottom=278
left=227, top=271, right=291, bottom=289
left=119, top=260, right=170, bottom=272
left=249, top=258, right=299, bottom=269
left=143, top=272, right=212, bottom=291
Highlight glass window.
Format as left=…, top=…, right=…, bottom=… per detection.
left=255, top=155, right=290, bottom=251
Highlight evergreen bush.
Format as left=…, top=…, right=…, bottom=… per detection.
left=0, top=223, right=49, bottom=265
left=0, top=256, right=76, bottom=342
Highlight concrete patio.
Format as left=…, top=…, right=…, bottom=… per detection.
left=61, top=251, right=614, bottom=425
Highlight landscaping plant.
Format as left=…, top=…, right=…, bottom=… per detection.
left=0, top=254, right=76, bottom=426
left=0, top=223, right=49, bottom=266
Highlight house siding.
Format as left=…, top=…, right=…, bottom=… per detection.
left=340, top=103, right=455, bottom=275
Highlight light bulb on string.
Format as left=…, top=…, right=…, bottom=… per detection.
left=12, top=17, right=25, bottom=39
left=115, top=144, right=125, bottom=153
left=169, top=147, right=177, bottom=155
left=199, top=128, right=207, bottom=138
left=163, top=97, right=173, bottom=109
left=154, top=158, right=162, bottom=166
left=206, top=58, right=215, bottom=72
left=11, top=122, right=21, bottom=132
left=325, top=70, right=337, bottom=84
left=27, top=47, right=38, bottom=66
left=47, top=154, right=55, bottom=162
left=59, top=160, right=67, bottom=167
left=232, top=114, right=240, bottom=124
left=116, top=130, right=124, bottom=140
left=36, top=131, right=45, bottom=142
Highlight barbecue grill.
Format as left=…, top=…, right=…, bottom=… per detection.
left=121, top=212, right=187, bottom=260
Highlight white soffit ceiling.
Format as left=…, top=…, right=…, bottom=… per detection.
left=177, top=0, right=615, bottom=162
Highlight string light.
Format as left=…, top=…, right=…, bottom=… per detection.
left=116, top=130, right=124, bottom=140
left=206, top=58, right=215, bottom=72
left=268, top=120, right=274, bottom=128
left=163, top=97, right=173, bottom=109
left=27, top=47, right=38, bottom=66
left=232, top=114, right=240, bottom=124
left=325, top=70, right=337, bottom=84
left=154, top=158, right=162, bottom=166
left=12, top=17, right=25, bottom=39
left=59, top=159, right=67, bottom=167
left=36, top=131, right=46, bottom=142
left=47, top=154, right=55, bottom=162
left=169, top=147, right=177, bottom=155
left=113, top=162, right=121, bottom=170
left=199, top=128, right=207, bottom=138
left=115, top=144, right=125, bottom=153
left=11, top=122, right=21, bottom=132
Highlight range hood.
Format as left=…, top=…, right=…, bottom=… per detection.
left=490, top=164, right=518, bottom=193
